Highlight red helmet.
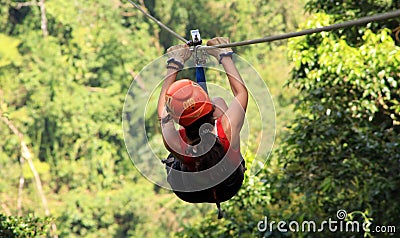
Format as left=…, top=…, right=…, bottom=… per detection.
left=165, top=79, right=213, bottom=127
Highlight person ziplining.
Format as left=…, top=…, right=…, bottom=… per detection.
left=125, top=0, right=400, bottom=218
left=157, top=37, right=247, bottom=218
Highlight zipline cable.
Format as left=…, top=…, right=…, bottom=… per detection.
left=199, top=9, right=400, bottom=49
left=126, top=0, right=189, bottom=44
left=127, top=0, right=400, bottom=49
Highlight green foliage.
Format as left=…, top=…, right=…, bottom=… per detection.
left=304, top=0, right=400, bottom=47
left=177, top=176, right=272, bottom=238
left=274, top=4, right=400, bottom=237
left=2, top=0, right=365, bottom=237
left=1, top=0, right=161, bottom=236
left=0, top=213, right=51, bottom=238
left=146, top=0, right=305, bottom=51
left=56, top=185, right=143, bottom=237
left=0, top=33, right=22, bottom=67
left=179, top=1, right=400, bottom=238
left=305, top=0, right=400, bottom=18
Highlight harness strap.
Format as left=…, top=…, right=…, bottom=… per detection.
left=196, top=66, right=208, bottom=94
left=161, top=154, right=175, bottom=165
left=213, top=188, right=224, bottom=219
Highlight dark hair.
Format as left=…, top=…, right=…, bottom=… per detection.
left=183, top=109, right=215, bottom=141
left=193, top=133, right=225, bottom=172
left=183, top=109, right=226, bottom=172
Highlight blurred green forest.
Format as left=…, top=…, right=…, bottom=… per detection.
left=0, top=0, right=399, bottom=237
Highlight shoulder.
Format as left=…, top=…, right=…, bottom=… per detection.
left=178, top=128, right=186, bottom=137
left=219, top=114, right=241, bottom=150
left=218, top=115, right=230, bottom=134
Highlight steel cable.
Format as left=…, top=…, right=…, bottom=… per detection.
left=198, top=9, right=400, bottom=49
left=126, top=0, right=189, bottom=44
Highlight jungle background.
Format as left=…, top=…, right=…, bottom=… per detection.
left=0, top=0, right=399, bottom=237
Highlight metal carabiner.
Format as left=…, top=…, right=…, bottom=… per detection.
left=194, top=45, right=208, bottom=66
left=187, top=29, right=208, bottom=66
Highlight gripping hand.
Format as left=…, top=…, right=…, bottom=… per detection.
left=167, top=44, right=192, bottom=69
left=206, top=37, right=233, bottom=64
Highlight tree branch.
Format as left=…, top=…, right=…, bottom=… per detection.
left=129, top=69, right=146, bottom=91
left=394, top=25, right=400, bottom=42
left=15, top=1, right=37, bottom=9
left=138, top=0, right=146, bottom=8
left=13, top=0, right=48, bottom=37
left=86, top=86, right=107, bottom=92
left=0, top=110, right=57, bottom=237
left=17, top=156, right=25, bottom=217
left=121, top=12, right=137, bottom=17
left=1, top=202, right=12, bottom=216
left=39, top=0, right=48, bottom=37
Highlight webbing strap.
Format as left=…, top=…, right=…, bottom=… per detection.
left=196, top=66, right=208, bottom=94
left=213, top=188, right=224, bottom=219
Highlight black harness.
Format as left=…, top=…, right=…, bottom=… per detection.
left=163, top=153, right=246, bottom=219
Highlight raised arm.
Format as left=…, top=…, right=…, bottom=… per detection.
left=157, top=44, right=192, bottom=119
left=206, top=37, right=248, bottom=132
left=157, top=44, right=191, bottom=154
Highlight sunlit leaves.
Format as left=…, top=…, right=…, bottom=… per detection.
left=0, top=213, right=51, bottom=237
left=281, top=8, right=400, bottom=235
left=0, top=0, right=159, bottom=236
left=0, top=33, right=22, bottom=67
